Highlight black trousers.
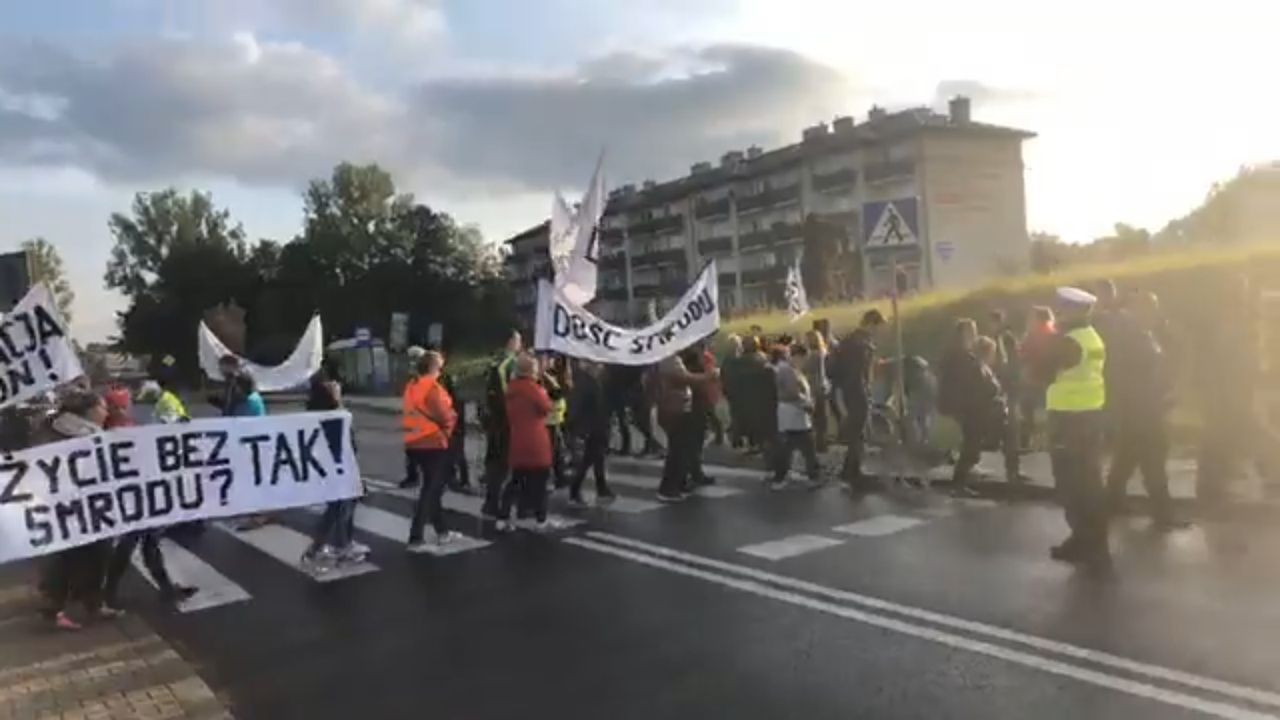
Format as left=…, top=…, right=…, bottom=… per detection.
left=571, top=434, right=610, bottom=498
left=613, top=389, right=658, bottom=454
left=953, top=414, right=1019, bottom=485
left=548, top=426, right=569, bottom=488
left=1107, top=413, right=1173, bottom=520
left=481, top=426, right=510, bottom=516
left=812, top=390, right=830, bottom=451
left=774, top=430, right=820, bottom=481
left=502, top=468, right=550, bottom=522
left=408, top=448, right=450, bottom=540
left=688, top=408, right=709, bottom=485
left=447, top=430, right=470, bottom=488
left=41, top=541, right=110, bottom=615
left=840, top=393, right=869, bottom=482
left=104, top=531, right=174, bottom=603
left=1049, top=410, right=1108, bottom=551
left=658, top=412, right=698, bottom=496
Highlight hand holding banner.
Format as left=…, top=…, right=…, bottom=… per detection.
left=0, top=410, right=361, bottom=565
left=0, top=283, right=83, bottom=409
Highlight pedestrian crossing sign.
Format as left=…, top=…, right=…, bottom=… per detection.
left=863, top=198, right=920, bottom=248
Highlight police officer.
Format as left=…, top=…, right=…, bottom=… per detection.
left=1042, top=287, right=1110, bottom=565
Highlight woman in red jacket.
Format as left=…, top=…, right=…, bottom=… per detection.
left=500, top=353, right=555, bottom=532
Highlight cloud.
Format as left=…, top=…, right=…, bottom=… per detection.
left=933, top=79, right=1037, bottom=108
left=0, top=37, right=853, bottom=194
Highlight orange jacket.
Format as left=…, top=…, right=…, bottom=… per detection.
left=402, top=373, right=457, bottom=449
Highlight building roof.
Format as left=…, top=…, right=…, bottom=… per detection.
left=504, top=220, right=550, bottom=245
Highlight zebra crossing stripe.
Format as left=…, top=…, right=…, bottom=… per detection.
left=617, top=458, right=765, bottom=483
left=605, top=472, right=742, bottom=499
left=831, top=515, right=925, bottom=537
left=737, top=534, right=844, bottom=561
left=303, top=503, right=492, bottom=557
left=136, top=538, right=251, bottom=613
left=213, top=522, right=379, bottom=583
left=365, top=479, right=585, bottom=528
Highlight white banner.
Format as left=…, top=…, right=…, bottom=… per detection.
left=199, top=315, right=323, bottom=391
left=552, top=154, right=605, bottom=306
left=0, top=410, right=361, bottom=565
left=0, top=283, right=83, bottom=410
left=535, top=261, right=719, bottom=365
left=785, top=260, right=810, bottom=322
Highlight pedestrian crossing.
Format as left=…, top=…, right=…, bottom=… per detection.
left=112, top=456, right=994, bottom=616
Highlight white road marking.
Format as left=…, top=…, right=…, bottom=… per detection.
left=582, top=531, right=1280, bottom=712
left=303, top=503, right=491, bottom=557
left=366, top=478, right=585, bottom=528
left=214, top=522, right=378, bottom=583
left=832, top=515, right=925, bottom=537
left=566, top=537, right=1274, bottom=720
left=606, top=472, right=742, bottom=499
left=737, top=534, right=845, bottom=561
left=133, top=538, right=251, bottom=613
left=617, top=457, right=766, bottom=482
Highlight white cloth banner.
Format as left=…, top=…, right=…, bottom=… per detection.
left=535, top=261, right=719, bottom=365
left=199, top=315, right=323, bottom=391
left=785, top=260, right=810, bottom=322
left=0, top=410, right=361, bottom=565
left=0, top=283, right=84, bottom=410
left=551, top=155, right=605, bottom=306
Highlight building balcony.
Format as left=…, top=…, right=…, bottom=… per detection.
left=599, top=286, right=628, bottom=301
left=695, top=197, right=731, bottom=219
left=812, top=167, right=857, bottom=192
left=628, top=214, right=685, bottom=236
left=600, top=227, right=624, bottom=242
left=600, top=252, right=626, bottom=269
left=772, top=222, right=803, bottom=242
left=633, top=282, right=661, bottom=299
left=736, top=183, right=801, bottom=214
left=740, top=266, right=782, bottom=286
left=864, top=159, right=915, bottom=183
left=631, top=247, right=687, bottom=269
left=717, top=272, right=738, bottom=288
left=738, top=229, right=774, bottom=251
left=698, top=236, right=732, bottom=255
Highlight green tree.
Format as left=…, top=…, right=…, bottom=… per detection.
left=21, top=237, right=75, bottom=322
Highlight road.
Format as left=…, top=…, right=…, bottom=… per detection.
left=113, top=403, right=1280, bottom=719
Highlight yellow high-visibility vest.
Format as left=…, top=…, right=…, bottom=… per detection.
left=1046, top=326, right=1106, bottom=412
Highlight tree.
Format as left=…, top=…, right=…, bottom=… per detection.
left=22, top=237, right=74, bottom=322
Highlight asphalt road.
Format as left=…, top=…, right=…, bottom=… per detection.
left=114, top=403, right=1280, bottom=720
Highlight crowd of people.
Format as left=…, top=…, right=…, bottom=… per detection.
left=18, top=271, right=1277, bottom=627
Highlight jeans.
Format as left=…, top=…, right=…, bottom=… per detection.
left=840, top=394, right=869, bottom=482
left=407, top=448, right=450, bottom=541
left=104, top=532, right=174, bottom=603
left=503, top=468, right=550, bottom=522
left=774, top=430, right=820, bottom=482
left=1049, top=410, right=1107, bottom=551
left=570, top=434, right=610, bottom=499
left=1106, top=412, right=1173, bottom=521
left=309, top=499, right=356, bottom=552
left=658, top=412, right=698, bottom=496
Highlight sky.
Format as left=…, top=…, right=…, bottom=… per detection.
left=2, top=0, right=1279, bottom=342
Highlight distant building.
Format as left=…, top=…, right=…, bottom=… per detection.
left=505, top=96, right=1034, bottom=324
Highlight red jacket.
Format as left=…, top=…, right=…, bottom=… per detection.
left=506, top=376, right=553, bottom=469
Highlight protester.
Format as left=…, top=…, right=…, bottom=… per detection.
left=1018, top=306, right=1057, bottom=450
left=802, top=330, right=832, bottom=452
left=399, top=346, right=429, bottom=489
left=701, top=345, right=726, bottom=447
left=814, top=318, right=844, bottom=435
left=739, top=337, right=776, bottom=455
left=902, top=355, right=938, bottom=446
left=101, top=386, right=199, bottom=608
left=301, top=358, right=370, bottom=574
left=36, top=390, right=113, bottom=630
left=480, top=331, right=521, bottom=517
left=976, top=336, right=1023, bottom=485
left=654, top=348, right=717, bottom=502
left=541, top=354, right=571, bottom=490
left=988, top=309, right=1023, bottom=454
left=566, top=359, right=615, bottom=507
left=230, top=373, right=271, bottom=531
left=939, top=322, right=1008, bottom=496
left=682, top=344, right=716, bottom=488
left=832, top=310, right=886, bottom=491
left=605, top=364, right=661, bottom=456
left=771, top=344, right=822, bottom=489
left=208, top=354, right=246, bottom=416
left=152, top=371, right=189, bottom=424
left=439, top=366, right=472, bottom=494
left=405, top=351, right=462, bottom=549
left=720, top=335, right=748, bottom=449
left=1104, top=292, right=1188, bottom=530
left=1035, top=287, right=1110, bottom=565
left=500, top=354, right=555, bottom=530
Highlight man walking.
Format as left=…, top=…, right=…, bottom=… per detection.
left=1038, top=287, right=1110, bottom=566
left=1105, top=292, right=1188, bottom=530
left=567, top=360, right=615, bottom=507
left=404, top=351, right=462, bottom=549
left=654, top=350, right=717, bottom=502
left=832, top=310, right=885, bottom=491
left=481, top=330, right=521, bottom=518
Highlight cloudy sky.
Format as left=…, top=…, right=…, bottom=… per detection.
left=2, top=0, right=1278, bottom=341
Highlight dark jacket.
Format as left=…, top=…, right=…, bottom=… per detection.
left=568, top=368, right=609, bottom=439
left=938, top=347, right=1006, bottom=427
left=831, top=328, right=875, bottom=401
left=1106, top=318, right=1172, bottom=420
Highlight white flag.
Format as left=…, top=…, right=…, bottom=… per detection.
left=553, top=153, right=605, bottom=306
left=548, top=191, right=574, bottom=280
left=785, top=260, right=809, bottom=322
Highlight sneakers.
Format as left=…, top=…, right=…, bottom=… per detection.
left=340, top=542, right=371, bottom=563
left=435, top=531, right=464, bottom=546
left=655, top=493, right=684, bottom=503
left=567, top=496, right=590, bottom=509
left=768, top=478, right=789, bottom=492
left=398, top=477, right=420, bottom=490
left=405, top=540, right=431, bottom=553
left=494, top=519, right=515, bottom=533
left=530, top=520, right=554, bottom=534
left=302, top=545, right=341, bottom=573
left=161, top=586, right=198, bottom=605
left=594, top=491, right=617, bottom=505
left=53, top=611, right=82, bottom=631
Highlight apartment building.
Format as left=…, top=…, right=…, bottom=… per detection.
left=505, top=96, right=1035, bottom=324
